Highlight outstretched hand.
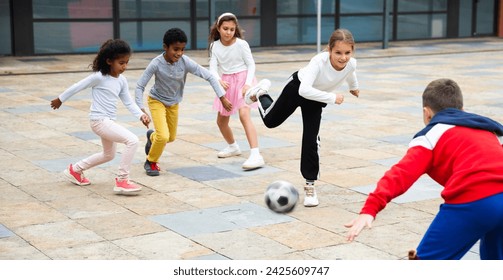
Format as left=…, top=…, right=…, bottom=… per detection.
left=344, top=214, right=374, bottom=242
left=50, top=98, right=62, bottom=110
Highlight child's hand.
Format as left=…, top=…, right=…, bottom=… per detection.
left=50, top=98, right=62, bottom=110
left=220, top=96, right=233, bottom=112
left=335, top=94, right=344, bottom=105
left=241, top=84, right=250, bottom=97
left=140, top=114, right=151, bottom=128
left=350, top=89, right=360, bottom=98
left=219, top=80, right=230, bottom=90
left=344, top=214, right=374, bottom=242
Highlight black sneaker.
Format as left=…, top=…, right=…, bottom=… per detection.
left=145, top=129, right=154, bottom=155
left=144, top=159, right=160, bottom=176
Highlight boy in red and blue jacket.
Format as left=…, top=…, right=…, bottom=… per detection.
left=345, top=78, right=503, bottom=260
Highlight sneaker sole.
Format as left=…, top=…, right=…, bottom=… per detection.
left=113, top=187, right=142, bottom=195
left=63, top=169, right=90, bottom=186
left=146, top=171, right=160, bottom=176
left=217, top=151, right=242, bottom=158
left=242, top=161, right=265, bottom=170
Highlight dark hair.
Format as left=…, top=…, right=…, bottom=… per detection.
left=163, top=28, right=188, bottom=47
left=208, top=12, right=243, bottom=55
left=422, top=78, right=463, bottom=113
left=327, top=28, right=355, bottom=51
left=91, top=39, right=131, bottom=75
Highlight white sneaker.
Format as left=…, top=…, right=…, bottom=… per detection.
left=303, top=185, right=319, bottom=207
left=245, top=79, right=271, bottom=105
left=242, top=154, right=265, bottom=170
left=217, top=145, right=241, bottom=158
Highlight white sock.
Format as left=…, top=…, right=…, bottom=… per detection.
left=250, top=147, right=260, bottom=157
left=229, top=142, right=239, bottom=148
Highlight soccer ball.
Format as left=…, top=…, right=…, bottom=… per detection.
left=264, top=180, right=299, bottom=213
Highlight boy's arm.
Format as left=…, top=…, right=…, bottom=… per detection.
left=345, top=145, right=432, bottom=241
left=135, top=61, right=156, bottom=109
left=185, top=56, right=225, bottom=98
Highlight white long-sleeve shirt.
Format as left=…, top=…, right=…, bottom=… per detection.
left=58, top=72, right=143, bottom=120
left=297, top=52, right=358, bottom=104
left=209, top=38, right=256, bottom=86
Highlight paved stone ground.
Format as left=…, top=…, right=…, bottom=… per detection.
left=1, top=37, right=503, bottom=260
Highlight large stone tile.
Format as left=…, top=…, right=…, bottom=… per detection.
left=76, top=212, right=166, bottom=241
left=251, top=221, right=346, bottom=251
left=44, top=241, right=138, bottom=260
left=46, top=193, right=128, bottom=219
left=0, top=201, right=68, bottom=228
left=111, top=193, right=196, bottom=216
left=168, top=186, right=242, bottom=209
left=15, top=220, right=104, bottom=251
left=192, top=229, right=294, bottom=260
left=305, top=242, right=398, bottom=260
left=150, top=202, right=294, bottom=237
left=0, top=236, right=50, bottom=260
left=113, top=231, right=213, bottom=260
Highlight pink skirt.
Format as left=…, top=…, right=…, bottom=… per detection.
left=213, top=70, right=258, bottom=116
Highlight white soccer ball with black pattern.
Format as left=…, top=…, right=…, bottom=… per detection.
left=264, top=180, right=299, bottom=213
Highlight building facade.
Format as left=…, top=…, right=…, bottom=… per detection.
left=1, top=0, right=501, bottom=56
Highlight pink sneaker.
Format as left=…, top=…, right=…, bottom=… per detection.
left=114, top=178, right=142, bottom=195
left=63, top=164, right=90, bottom=186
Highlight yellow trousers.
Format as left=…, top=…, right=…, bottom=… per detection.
left=146, top=96, right=179, bottom=162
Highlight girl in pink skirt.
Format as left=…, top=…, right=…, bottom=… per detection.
left=208, top=12, right=264, bottom=170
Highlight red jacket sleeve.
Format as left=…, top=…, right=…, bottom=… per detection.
left=360, top=146, right=433, bottom=217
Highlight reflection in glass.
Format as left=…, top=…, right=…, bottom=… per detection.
left=34, top=22, right=113, bottom=54
left=33, top=0, right=112, bottom=19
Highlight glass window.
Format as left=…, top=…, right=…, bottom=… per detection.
left=211, top=0, right=260, bottom=17
left=0, top=0, right=11, bottom=55
left=397, top=0, right=447, bottom=12
left=33, top=0, right=112, bottom=19
left=458, top=0, right=473, bottom=37
left=120, top=21, right=192, bottom=51
left=34, top=22, right=113, bottom=54
left=278, top=17, right=333, bottom=45
left=240, top=19, right=261, bottom=47
left=396, top=14, right=446, bottom=39
left=340, top=0, right=383, bottom=13
left=119, top=0, right=190, bottom=18
left=340, top=16, right=386, bottom=42
left=475, top=0, right=495, bottom=35
left=278, top=0, right=318, bottom=15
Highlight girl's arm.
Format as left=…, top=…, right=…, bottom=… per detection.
left=240, top=40, right=256, bottom=87
left=347, top=70, right=359, bottom=97
left=58, top=72, right=100, bottom=103
left=298, top=60, right=338, bottom=104
left=119, top=76, right=145, bottom=120
left=51, top=72, right=99, bottom=110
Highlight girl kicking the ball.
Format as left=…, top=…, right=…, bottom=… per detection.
left=245, top=29, right=360, bottom=207
left=50, top=39, right=150, bottom=195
